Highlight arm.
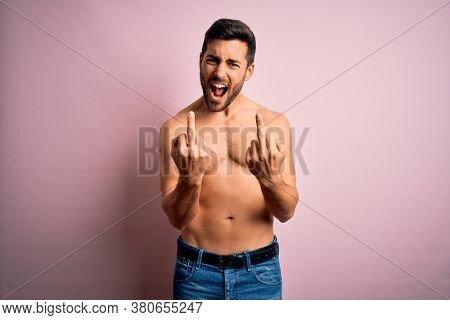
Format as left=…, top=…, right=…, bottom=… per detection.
left=162, top=176, right=202, bottom=230
left=245, top=113, right=299, bottom=223
left=258, top=174, right=299, bottom=223
left=159, top=112, right=210, bottom=230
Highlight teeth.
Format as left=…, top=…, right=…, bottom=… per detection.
left=211, top=83, right=227, bottom=89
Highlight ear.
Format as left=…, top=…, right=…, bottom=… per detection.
left=199, top=52, right=204, bottom=67
left=245, top=63, right=254, bottom=81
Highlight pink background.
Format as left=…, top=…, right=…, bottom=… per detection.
left=1, top=0, right=449, bottom=299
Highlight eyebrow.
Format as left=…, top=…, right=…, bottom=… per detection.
left=205, top=54, right=242, bottom=65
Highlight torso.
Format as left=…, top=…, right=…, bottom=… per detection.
left=171, top=95, right=278, bottom=254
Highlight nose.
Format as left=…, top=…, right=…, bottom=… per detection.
left=213, top=61, right=227, bottom=79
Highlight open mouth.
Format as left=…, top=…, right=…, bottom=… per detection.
left=209, top=82, right=229, bottom=100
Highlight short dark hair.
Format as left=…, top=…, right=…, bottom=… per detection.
left=201, top=18, right=256, bottom=67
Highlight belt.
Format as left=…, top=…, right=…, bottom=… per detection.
left=177, top=239, right=279, bottom=269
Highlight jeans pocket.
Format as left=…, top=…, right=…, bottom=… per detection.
left=174, top=256, right=196, bottom=282
left=251, top=256, right=282, bottom=286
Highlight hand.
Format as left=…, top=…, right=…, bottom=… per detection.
left=171, top=111, right=211, bottom=184
left=245, top=113, right=286, bottom=185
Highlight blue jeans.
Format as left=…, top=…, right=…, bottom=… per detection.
left=173, top=235, right=282, bottom=300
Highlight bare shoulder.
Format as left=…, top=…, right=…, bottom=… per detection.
left=250, top=100, right=291, bottom=130
left=160, top=99, right=200, bottom=131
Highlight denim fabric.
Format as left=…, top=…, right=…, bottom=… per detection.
left=173, top=235, right=282, bottom=300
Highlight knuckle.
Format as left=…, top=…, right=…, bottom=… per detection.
left=180, top=148, right=188, bottom=158
left=201, top=152, right=210, bottom=159
left=188, top=149, right=197, bottom=158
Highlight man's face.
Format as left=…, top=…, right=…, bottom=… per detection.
left=199, top=39, right=254, bottom=112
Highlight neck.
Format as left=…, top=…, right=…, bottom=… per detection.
left=199, top=93, right=245, bottom=119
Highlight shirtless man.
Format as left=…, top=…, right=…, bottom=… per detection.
left=159, top=19, right=299, bottom=300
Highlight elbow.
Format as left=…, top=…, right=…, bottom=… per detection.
left=167, top=215, right=186, bottom=231
left=165, top=211, right=186, bottom=230
left=277, top=202, right=298, bottom=223
left=171, top=223, right=186, bottom=231
left=166, top=210, right=187, bottom=230
left=162, top=201, right=189, bottom=230
left=279, top=190, right=299, bottom=223
left=162, top=204, right=179, bottom=230
left=170, top=218, right=187, bottom=231
left=278, top=212, right=294, bottom=223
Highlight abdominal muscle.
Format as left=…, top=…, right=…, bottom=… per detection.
left=180, top=162, right=275, bottom=255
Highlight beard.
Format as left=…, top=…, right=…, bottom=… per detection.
left=200, top=71, right=245, bottom=112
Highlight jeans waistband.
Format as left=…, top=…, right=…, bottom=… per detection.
left=176, top=235, right=279, bottom=269
left=177, top=234, right=278, bottom=255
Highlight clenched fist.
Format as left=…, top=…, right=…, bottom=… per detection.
left=171, top=111, right=211, bottom=184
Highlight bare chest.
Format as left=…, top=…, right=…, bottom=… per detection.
left=198, top=125, right=256, bottom=169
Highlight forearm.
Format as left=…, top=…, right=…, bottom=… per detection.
left=258, top=175, right=299, bottom=223
left=164, top=176, right=202, bottom=230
